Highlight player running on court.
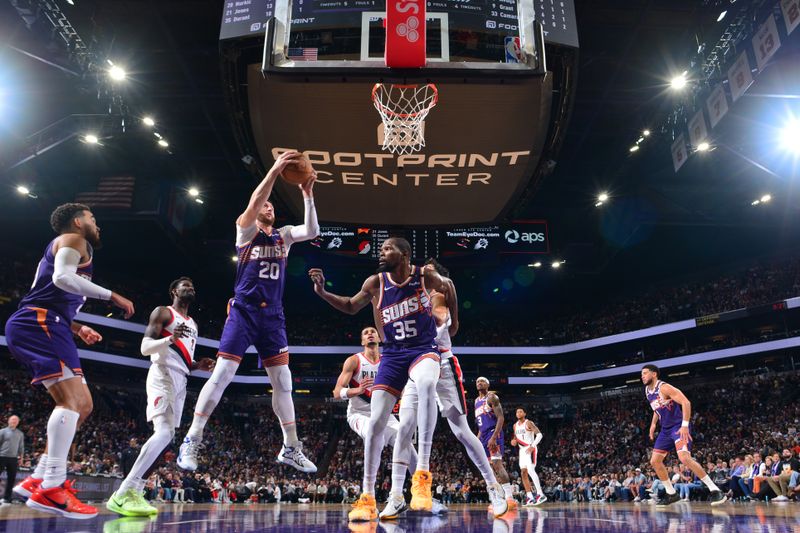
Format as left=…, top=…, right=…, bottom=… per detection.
left=178, top=151, right=320, bottom=474
left=641, top=364, right=727, bottom=506
left=475, top=377, right=517, bottom=511
left=107, top=277, right=214, bottom=516
left=511, top=407, right=545, bottom=506
left=380, top=259, right=508, bottom=520
left=309, top=237, right=458, bottom=521
left=5, top=203, right=134, bottom=519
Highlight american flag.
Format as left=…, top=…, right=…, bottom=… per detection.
left=288, top=47, right=318, bottom=61
left=75, top=176, right=135, bottom=209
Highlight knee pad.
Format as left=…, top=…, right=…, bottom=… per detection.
left=210, top=358, right=238, bottom=387
left=268, top=364, right=293, bottom=393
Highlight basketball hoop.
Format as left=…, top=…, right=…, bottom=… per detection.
left=372, top=83, right=438, bottom=154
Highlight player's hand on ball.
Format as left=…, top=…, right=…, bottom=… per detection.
left=171, top=323, right=192, bottom=343
left=308, top=268, right=326, bottom=293
left=196, top=358, right=215, bottom=372
left=111, top=292, right=135, bottom=319
left=78, top=326, right=102, bottom=345
left=299, top=171, right=317, bottom=198
left=270, top=150, right=302, bottom=178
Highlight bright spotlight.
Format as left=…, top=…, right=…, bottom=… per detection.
left=142, top=116, right=155, bottom=127
left=157, top=139, right=169, bottom=148
left=84, top=134, right=99, bottom=144
left=108, top=65, right=126, bottom=81
left=642, top=129, right=651, bottom=137
left=717, top=10, right=727, bottom=22
left=697, top=142, right=710, bottom=152
left=761, top=194, right=772, bottom=203
left=188, top=187, right=200, bottom=197
left=16, top=185, right=30, bottom=195
left=530, top=262, right=542, bottom=268
left=780, top=120, right=800, bottom=154
left=231, top=255, right=238, bottom=262
left=670, top=74, right=688, bottom=90
left=195, top=198, right=204, bottom=204
left=629, top=145, right=639, bottom=153
left=551, top=261, right=561, bottom=269
left=598, top=192, right=609, bottom=202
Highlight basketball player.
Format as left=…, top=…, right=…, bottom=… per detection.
left=178, top=151, right=320, bottom=474
left=333, top=327, right=417, bottom=473
left=475, top=377, right=517, bottom=510
left=107, top=277, right=214, bottom=516
left=511, top=407, right=545, bottom=506
left=4, top=203, right=134, bottom=519
left=308, top=237, right=457, bottom=521
left=641, top=364, right=727, bottom=506
left=380, top=259, right=508, bottom=520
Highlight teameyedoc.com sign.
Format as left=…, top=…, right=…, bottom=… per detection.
left=442, top=221, right=549, bottom=254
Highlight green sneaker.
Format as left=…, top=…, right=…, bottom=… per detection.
left=103, top=516, right=156, bottom=533
left=106, top=489, right=158, bottom=517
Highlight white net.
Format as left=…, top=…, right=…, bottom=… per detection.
left=372, top=83, right=438, bottom=155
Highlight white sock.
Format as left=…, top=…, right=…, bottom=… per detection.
left=502, top=483, right=513, bottom=499
left=187, top=357, right=239, bottom=440
left=362, top=390, right=396, bottom=495
left=266, top=364, right=300, bottom=446
left=119, top=415, right=174, bottom=494
left=390, top=409, right=417, bottom=497
left=526, top=491, right=533, bottom=499
left=445, top=413, right=498, bottom=485
left=662, top=479, right=676, bottom=495
left=529, top=468, right=543, bottom=495
left=42, top=408, right=79, bottom=489
left=700, top=475, right=719, bottom=491
left=408, top=357, right=440, bottom=472
left=32, top=454, right=48, bottom=479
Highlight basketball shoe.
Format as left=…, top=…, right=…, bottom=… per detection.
left=349, top=493, right=378, bottom=522
left=26, top=480, right=98, bottom=519
left=13, top=476, right=41, bottom=499
left=379, top=494, right=408, bottom=520
left=410, top=470, right=433, bottom=511
left=107, top=488, right=158, bottom=516
left=177, top=436, right=202, bottom=471
left=487, top=482, right=509, bottom=518
left=277, top=443, right=317, bottom=473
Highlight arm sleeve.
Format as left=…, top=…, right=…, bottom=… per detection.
left=236, top=223, right=259, bottom=248
left=282, top=198, right=320, bottom=246
left=532, top=432, right=543, bottom=447
left=52, top=247, right=112, bottom=300
left=141, top=336, right=173, bottom=356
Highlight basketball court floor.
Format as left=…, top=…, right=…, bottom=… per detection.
left=1, top=502, right=797, bottom=532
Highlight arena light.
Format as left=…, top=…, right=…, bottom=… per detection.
left=551, top=261, right=561, bottom=269
left=231, top=255, right=238, bottom=262
left=715, top=364, right=734, bottom=370
left=642, top=129, right=651, bottom=137
left=108, top=65, right=126, bottom=82
left=625, top=378, right=640, bottom=384
left=598, top=192, right=609, bottom=202
left=188, top=187, right=200, bottom=197
left=157, top=139, right=169, bottom=148
left=670, top=72, right=688, bottom=91
left=717, top=10, right=727, bottom=22
left=668, top=371, right=689, bottom=377
left=580, top=384, right=603, bottom=390
left=142, top=116, right=155, bottom=127
left=629, top=145, right=640, bottom=153
left=760, top=194, right=772, bottom=203
left=751, top=199, right=761, bottom=205
left=16, top=185, right=30, bottom=195
left=195, top=198, right=204, bottom=204
left=780, top=120, right=800, bottom=155
left=529, top=262, right=542, bottom=268
left=492, top=287, right=500, bottom=293
left=83, top=134, right=99, bottom=144
left=696, top=142, right=711, bottom=152
left=521, top=363, right=549, bottom=370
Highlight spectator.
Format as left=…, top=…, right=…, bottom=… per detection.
left=767, top=449, right=800, bottom=501
left=0, top=415, right=24, bottom=505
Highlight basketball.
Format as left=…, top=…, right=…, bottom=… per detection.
left=281, top=154, right=313, bottom=185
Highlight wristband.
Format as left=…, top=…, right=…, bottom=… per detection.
left=681, top=421, right=689, bottom=427
left=339, top=387, right=350, bottom=400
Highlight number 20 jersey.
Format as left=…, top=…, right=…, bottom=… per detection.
left=378, top=266, right=437, bottom=348
left=234, top=227, right=290, bottom=311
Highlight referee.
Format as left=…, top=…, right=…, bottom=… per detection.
left=0, top=415, right=24, bottom=504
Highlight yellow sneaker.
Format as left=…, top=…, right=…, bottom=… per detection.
left=348, top=493, right=378, bottom=522
left=410, top=470, right=433, bottom=511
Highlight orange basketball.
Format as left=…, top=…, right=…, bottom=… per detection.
left=281, top=153, right=313, bottom=185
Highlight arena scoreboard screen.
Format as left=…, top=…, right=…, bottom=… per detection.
left=219, top=0, right=579, bottom=48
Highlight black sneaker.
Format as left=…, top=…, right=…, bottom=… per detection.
left=709, top=490, right=728, bottom=506
left=656, top=492, right=681, bottom=506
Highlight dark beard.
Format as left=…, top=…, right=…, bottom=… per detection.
left=376, top=261, right=392, bottom=273
left=86, top=231, right=102, bottom=250
left=179, top=293, right=196, bottom=304
left=257, top=213, right=274, bottom=226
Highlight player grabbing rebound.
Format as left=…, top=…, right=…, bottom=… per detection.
left=511, top=407, right=545, bottom=506
left=5, top=203, right=134, bottom=519
left=178, top=150, right=320, bottom=474
left=107, top=277, right=214, bottom=516
left=475, top=377, right=517, bottom=511
left=333, top=327, right=417, bottom=475
left=380, top=259, right=507, bottom=520
left=309, top=237, right=457, bottom=521
left=641, top=364, right=727, bottom=506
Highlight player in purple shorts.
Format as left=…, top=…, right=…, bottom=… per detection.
left=4, top=203, right=134, bottom=519
left=309, top=237, right=458, bottom=521
left=178, top=150, right=320, bottom=474
left=641, top=364, right=727, bottom=506
left=474, top=377, right=516, bottom=510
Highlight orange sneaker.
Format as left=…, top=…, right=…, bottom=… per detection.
left=26, top=480, right=98, bottom=519
left=348, top=493, right=378, bottom=522
left=13, top=476, right=42, bottom=499
left=506, top=498, right=518, bottom=511
left=410, top=470, right=433, bottom=511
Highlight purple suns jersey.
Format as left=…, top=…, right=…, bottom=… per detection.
left=234, top=227, right=290, bottom=310
left=474, top=396, right=497, bottom=436
left=19, top=239, right=93, bottom=322
left=646, top=380, right=684, bottom=429
left=377, top=266, right=437, bottom=347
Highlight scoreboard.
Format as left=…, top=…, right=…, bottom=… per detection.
left=219, top=0, right=578, bottom=48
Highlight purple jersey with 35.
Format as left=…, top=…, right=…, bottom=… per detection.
left=646, top=380, right=684, bottom=429
left=377, top=266, right=436, bottom=347
left=19, top=239, right=93, bottom=321
left=234, top=228, right=288, bottom=311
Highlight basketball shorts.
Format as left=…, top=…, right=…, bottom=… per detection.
left=400, top=352, right=468, bottom=418
left=347, top=411, right=401, bottom=443
left=480, top=431, right=505, bottom=461
left=519, top=446, right=538, bottom=470
left=217, top=298, right=289, bottom=367
left=653, top=424, right=692, bottom=455
left=372, top=343, right=439, bottom=398
left=146, top=364, right=188, bottom=428
left=4, top=306, right=84, bottom=387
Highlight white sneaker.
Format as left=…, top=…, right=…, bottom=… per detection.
left=533, top=494, right=547, bottom=506
left=177, top=436, right=201, bottom=471
left=773, top=495, right=789, bottom=502
left=488, top=483, right=509, bottom=518
left=431, top=498, right=448, bottom=515
left=276, top=443, right=317, bottom=473
left=380, top=494, right=408, bottom=520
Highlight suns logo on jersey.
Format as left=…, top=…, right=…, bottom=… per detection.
left=248, top=244, right=288, bottom=261
left=380, top=291, right=430, bottom=325
left=649, top=396, right=674, bottom=412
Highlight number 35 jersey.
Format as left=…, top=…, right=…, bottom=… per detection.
left=233, top=224, right=297, bottom=312
left=377, top=266, right=437, bottom=348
